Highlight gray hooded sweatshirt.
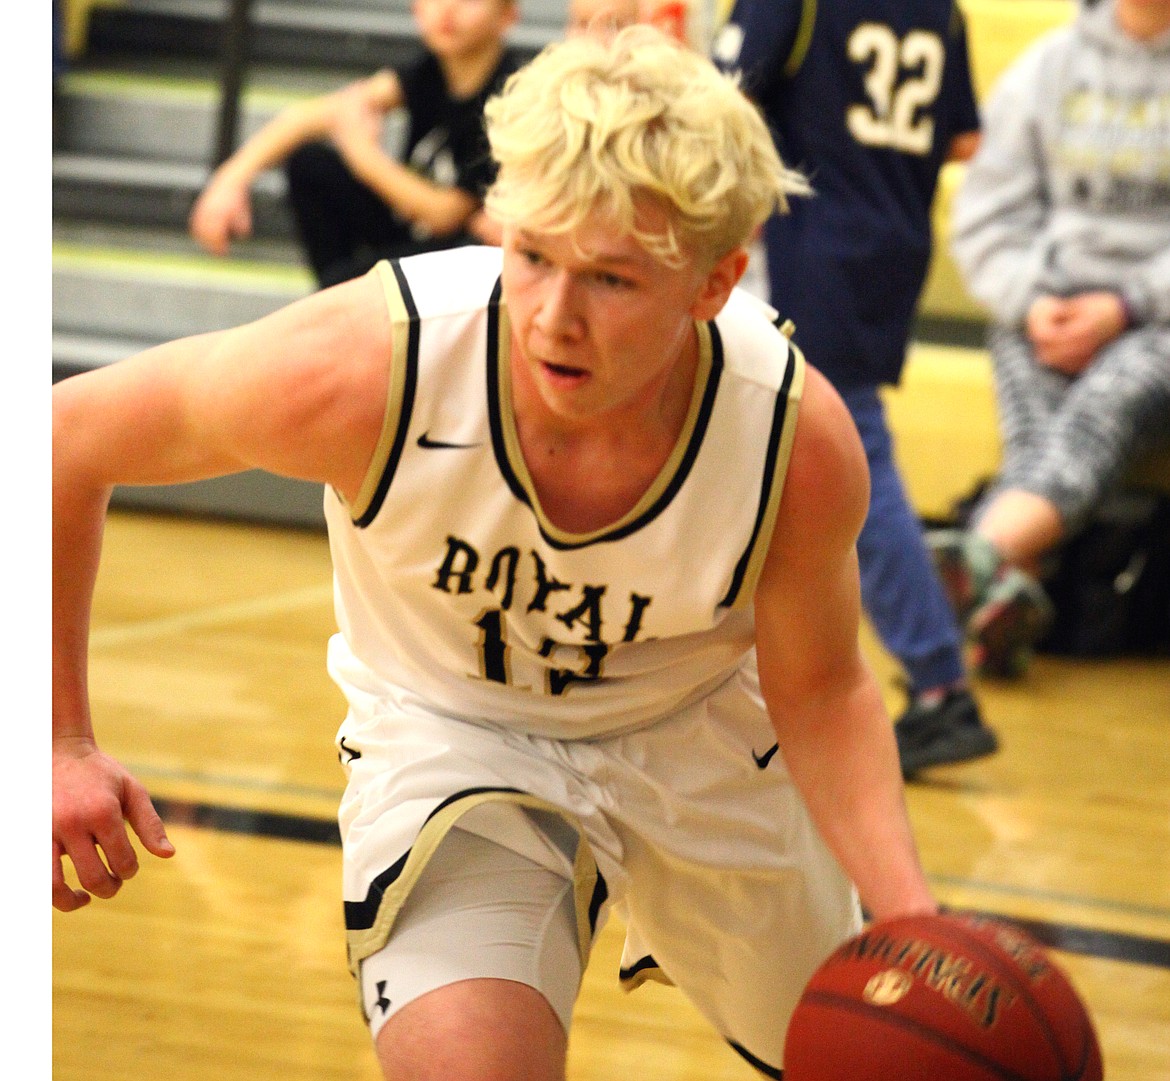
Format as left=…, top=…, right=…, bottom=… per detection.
left=951, top=0, right=1170, bottom=328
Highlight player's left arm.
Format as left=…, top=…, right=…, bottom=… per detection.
left=753, top=366, right=936, bottom=921
left=942, top=4, right=981, bottom=165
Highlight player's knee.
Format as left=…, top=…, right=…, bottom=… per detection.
left=375, top=979, right=567, bottom=1081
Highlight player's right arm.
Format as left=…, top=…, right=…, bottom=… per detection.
left=189, top=71, right=404, bottom=255
left=52, top=270, right=393, bottom=911
left=752, top=366, right=936, bottom=922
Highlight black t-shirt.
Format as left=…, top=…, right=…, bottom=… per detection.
left=397, top=47, right=525, bottom=200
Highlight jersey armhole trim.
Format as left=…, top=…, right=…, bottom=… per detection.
left=349, top=260, right=420, bottom=527
left=720, top=342, right=806, bottom=609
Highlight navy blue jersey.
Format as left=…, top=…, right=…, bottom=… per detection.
left=714, top=0, right=979, bottom=387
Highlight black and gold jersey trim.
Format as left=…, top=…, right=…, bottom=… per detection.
left=619, top=953, right=673, bottom=992
left=349, top=260, right=420, bottom=527
left=487, top=298, right=724, bottom=551
left=720, top=337, right=805, bottom=609
left=729, top=1040, right=785, bottom=1079
left=785, top=0, right=818, bottom=77
left=344, top=785, right=523, bottom=935
left=343, top=785, right=606, bottom=1020
left=485, top=276, right=517, bottom=499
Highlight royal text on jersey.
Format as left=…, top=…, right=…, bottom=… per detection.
left=432, top=534, right=653, bottom=695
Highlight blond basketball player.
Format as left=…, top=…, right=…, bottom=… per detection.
left=53, top=27, right=936, bottom=1081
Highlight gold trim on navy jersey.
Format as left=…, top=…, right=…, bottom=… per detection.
left=349, top=260, right=420, bottom=527
left=487, top=305, right=724, bottom=551
left=785, top=0, right=818, bottom=77
left=720, top=337, right=806, bottom=609
left=949, top=2, right=965, bottom=41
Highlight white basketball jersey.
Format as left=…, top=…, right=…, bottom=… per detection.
left=324, top=248, right=805, bottom=739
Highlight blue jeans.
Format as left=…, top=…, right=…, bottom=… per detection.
left=840, top=386, right=966, bottom=692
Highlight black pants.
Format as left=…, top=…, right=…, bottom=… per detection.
left=285, top=142, right=477, bottom=288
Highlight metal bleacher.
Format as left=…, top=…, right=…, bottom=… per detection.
left=52, top=0, right=564, bottom=528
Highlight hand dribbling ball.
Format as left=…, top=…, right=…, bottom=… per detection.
left=784, top=912, right=1102, bottom=1080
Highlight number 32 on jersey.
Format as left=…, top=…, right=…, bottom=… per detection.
left=846, top=23, right=944, bottom=156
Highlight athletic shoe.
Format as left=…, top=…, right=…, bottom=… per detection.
left=894, top=688, right=999, bottom=778
left=926, top=528, right=1003, bottom=624
left=927, top=529, right=1054, bottom=678
left=968, top=568, right=1054, bottom=678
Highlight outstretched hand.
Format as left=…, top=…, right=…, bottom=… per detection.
left=189, top=169, right=254, bottom=256
left=53, top=739, right=174, bottom=912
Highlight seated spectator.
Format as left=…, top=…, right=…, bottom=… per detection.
left=189, top=0, right=522, bottom=288
left=942, top=0, right=1170, bottom=677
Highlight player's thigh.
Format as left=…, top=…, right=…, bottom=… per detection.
left=621, top=831, right=859, bottom=1071
left=361, top=826, right=580, bottom=1081
left=602, top=675, right=861, bottom=1070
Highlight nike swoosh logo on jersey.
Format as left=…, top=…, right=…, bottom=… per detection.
left=417, top=432, right=483, bottom=450
left=752, top=743, right=779, bottom=770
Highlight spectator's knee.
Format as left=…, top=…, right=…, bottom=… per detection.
left=285, top=142, right=346, bottom=192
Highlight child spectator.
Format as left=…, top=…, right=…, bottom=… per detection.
left=942, top=0, right=1170, bottom=676
left=189, top=0, right=522, bottom=288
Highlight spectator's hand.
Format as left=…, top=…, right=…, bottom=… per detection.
left=189, top=169, right=253, bottom=256
left=1025, top=292, right=1127, bottom=376
left=53, top=737, right=174, bottom=912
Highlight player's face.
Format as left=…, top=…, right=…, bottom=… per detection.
left=501, top=210, right=743, bottom=426
left=412, top=0, right=515, bottom=58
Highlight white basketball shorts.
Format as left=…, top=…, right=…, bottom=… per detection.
left=337, top=660, right=862, bottom=1070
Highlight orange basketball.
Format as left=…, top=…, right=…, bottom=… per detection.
left=784, top=912, right=1102, bottom=1080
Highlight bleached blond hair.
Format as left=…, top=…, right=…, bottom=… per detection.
left=483, top=24, right=808, bottom=267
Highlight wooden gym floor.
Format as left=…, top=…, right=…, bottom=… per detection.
left=52, top=510, right=1170, bottom=1080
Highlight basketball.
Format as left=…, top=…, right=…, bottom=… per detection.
left=784, top=912, right=1102, bottom=1081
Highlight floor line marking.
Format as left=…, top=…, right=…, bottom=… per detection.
left=131, top=763, right=343, bottom=802
left=92, top=584, right=334, bottom=649
left=148, top=795, right=1170, bottom=969
left=133, top=781, right=1170, bottom=927
left=928, top=872, right=1170, bottom=922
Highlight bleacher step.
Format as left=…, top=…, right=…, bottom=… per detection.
left=53, top=240, right=312, bottom=349
left=111, top=472, right=328, bottom=530
left=84, top=0, right=557, bottom=71
left=53, top=150, right=294, bottom=235
left=52, top=236, right=325, bottom=529
left=57, top=70, right=313, bottom=164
